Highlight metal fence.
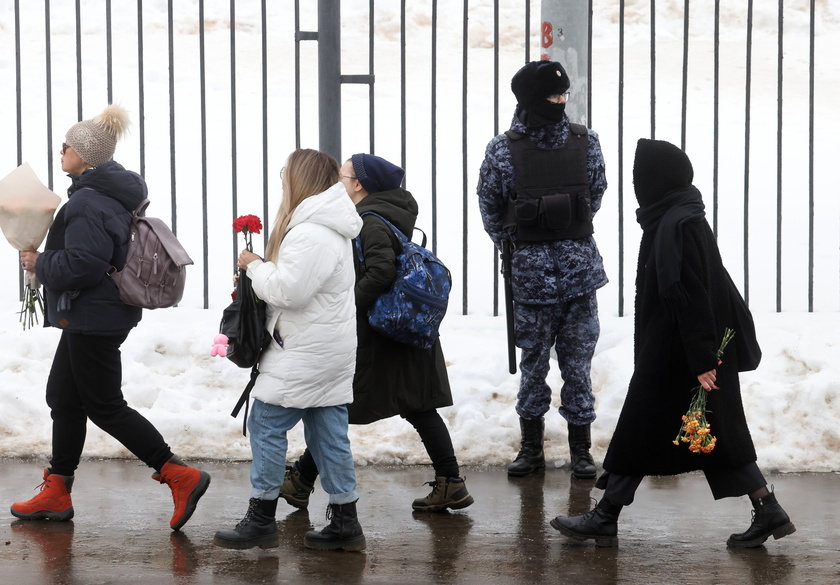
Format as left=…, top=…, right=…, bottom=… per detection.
left=1, top=0, right=834, bottom=316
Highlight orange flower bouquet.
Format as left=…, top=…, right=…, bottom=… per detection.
left=673, top=328, right=736, bottom=453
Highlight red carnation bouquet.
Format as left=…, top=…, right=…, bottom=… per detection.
left=231, top=214, right=263, bottom=301
left=233, top=214, right=262, bottom=253
left=673, top=328, right=735, bottom=454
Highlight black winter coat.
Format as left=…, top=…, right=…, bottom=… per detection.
left=36, top=161, right=146, bottom=334
left=602, top=219, right=758, bottom=476
left=347, top=189, right=453, bottom=424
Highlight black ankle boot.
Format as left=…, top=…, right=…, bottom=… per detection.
left=508, top=417, right=546, bottom=477
left=304, top=500, right=366, bottom=551
left=568, top=423, right=596, bottom=479
left=213, top=498, right=279, bottom=550
left=727, top=492, right=796, bottom=548
left=550, top=499, right=621, bottom=547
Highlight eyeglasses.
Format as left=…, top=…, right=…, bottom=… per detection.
left=547, top=92, right=570, bottom=103
left=280, top=166, right=285, bottom=179
left=341, top=175, right=357, bottom=181
left=60, top=142, right=69, bottom=154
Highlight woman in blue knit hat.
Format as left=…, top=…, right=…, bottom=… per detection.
left=281, top=153, right=474, bottom=514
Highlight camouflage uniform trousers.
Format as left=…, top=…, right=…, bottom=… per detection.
left=514, top=292, right=599, bottom=425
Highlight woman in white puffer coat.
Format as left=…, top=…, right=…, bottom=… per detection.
left=213, top=149, right=365, bottom=553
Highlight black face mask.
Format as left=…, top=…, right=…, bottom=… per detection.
left=519, top=101, right=566, bottom=128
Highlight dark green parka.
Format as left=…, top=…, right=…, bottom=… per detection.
left=347, top=188, right=452, bottom=424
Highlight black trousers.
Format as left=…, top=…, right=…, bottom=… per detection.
left=46, top=331, right=173, bottom=476
left=595, top=462, right=767, bottom=506
left=297, top=408, right=459, bottom=481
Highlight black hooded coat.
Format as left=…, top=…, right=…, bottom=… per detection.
left=601, top=140, right=758, bottom=477
left=347, top=188, right=452, bottom=424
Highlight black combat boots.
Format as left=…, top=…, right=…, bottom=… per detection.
left=568, top=423, right=597, bottom=479
left=508, top=417, right=546, bottom=476
left=304, top=500, right=366, bottom=551
left=727, top=491, right=796, bottom=548
left=213, top=497, right=279, bottom=550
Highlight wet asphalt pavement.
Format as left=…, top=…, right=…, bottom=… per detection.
left=1, top=458, right=837, bottom=585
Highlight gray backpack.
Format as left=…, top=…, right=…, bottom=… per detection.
left=109, top=198, right=193, bottom=309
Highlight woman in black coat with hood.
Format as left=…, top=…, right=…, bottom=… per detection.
left=12, top=105, right=209, bottom=531
left=550, top=139, right=795, bottom=548
left=280, top=154, right=473, bottom=514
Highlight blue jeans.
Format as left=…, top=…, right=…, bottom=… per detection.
left=248, top=399, right=358, bottom=505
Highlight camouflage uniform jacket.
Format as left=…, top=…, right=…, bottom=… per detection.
left=477, top=111, right=609, bottom=304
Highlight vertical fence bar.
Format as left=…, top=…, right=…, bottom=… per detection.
left=15, top=0, right=22, bottom=299
left=106, top=0, right=112, bottom=103
left=261, top=0, right=269, bottom=250
left=199, top=0, right=209, bottom=308
left=317, top=2, right=341, bottom=160
left=431, top=0, right=439, bottom=252
left=525, top=0, right=530, bottom=62
left=617, top=0, right=626, bottom=317
left=808, top=0, right=815, bottom=311
left=230, top=0, right=238, bottom=271
left=400, top=1, right=407, bottom=171
left=680, top=0, right=689, bottom=150
left=75, top=0, right=82, bottom=119
left=461, top=0, right=469, bottom=314
left=649, top=0, right=655, bottom=138
left=712, top=0, right=720, bottom=235
left=167, top=0, right=177, bottom=231
left=743, top=0, right=753, bottom=302
left=491, top=0, right=500, bottom=317
left=368, top=0, right=375, bottom=153
left=587, top=0, right=593, bottom=125
left=294, top=0, right=301, bottom=149
left=775, top=0, right=784, bottom=311
left=45, top=0, right=54, bottom=190
left=136, top=0, right=145, bottom=177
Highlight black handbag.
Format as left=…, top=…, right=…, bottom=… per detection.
left=723, top=269, right=762, bottom=372
left=220, top=268, right=272, bottom=436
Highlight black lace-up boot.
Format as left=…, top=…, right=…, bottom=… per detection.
left=550, top=498, right=621, bottom=547
left=727, top=491, right=796, bottom=548
left=304, top=500, right=366, bottom=551
left=213, top=498, right=279, bottom=549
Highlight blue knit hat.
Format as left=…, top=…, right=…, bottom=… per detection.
left=351, top=154, right=405, bottom=193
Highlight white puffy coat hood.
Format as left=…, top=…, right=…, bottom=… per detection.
left=246, top=182, right=363, bottom=408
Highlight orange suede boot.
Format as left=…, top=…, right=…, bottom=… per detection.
left=152, top=458, right=211, bottom=531
left=10, top=469, right=75, bottom=522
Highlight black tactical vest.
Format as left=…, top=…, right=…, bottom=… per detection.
left=503, top=123, right=594, bottom=242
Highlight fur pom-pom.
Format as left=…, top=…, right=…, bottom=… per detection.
left=93, top=104, right=131, bottom=139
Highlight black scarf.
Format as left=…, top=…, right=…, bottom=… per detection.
left=635, top=185, right=706, bottom=301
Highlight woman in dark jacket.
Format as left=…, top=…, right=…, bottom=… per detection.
left=12, top=105, right=209, bottom=531
left=550, top=139, right=795, bottom=548
left=282, top=154, right=473, bottom=513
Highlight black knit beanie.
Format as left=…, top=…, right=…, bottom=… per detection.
left=511, top=60, right=571, bottom=107
left=633, top=138, right=695, bottom=208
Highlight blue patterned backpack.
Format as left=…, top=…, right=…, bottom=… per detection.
left=355, top=212, right=451, bottom=349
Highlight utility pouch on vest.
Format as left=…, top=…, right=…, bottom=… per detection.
left=504, top=124, right=594, bottom=242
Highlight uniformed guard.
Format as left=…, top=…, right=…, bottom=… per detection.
left=477, top=60, right=608, bottom=480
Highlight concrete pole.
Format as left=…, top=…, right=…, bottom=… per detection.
left=318, top=1, right=341, bottom=160
left=541, top=0, right=591, bottom=127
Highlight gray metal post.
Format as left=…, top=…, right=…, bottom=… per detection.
left=540, top=0, right=591, bottom=127
left=318, top=1, right=341, bottom=159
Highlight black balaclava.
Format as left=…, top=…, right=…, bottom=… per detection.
left=511, top=60, right=571, bottom=128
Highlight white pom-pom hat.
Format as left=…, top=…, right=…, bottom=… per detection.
left=64, top=104, right=130, bottom=168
